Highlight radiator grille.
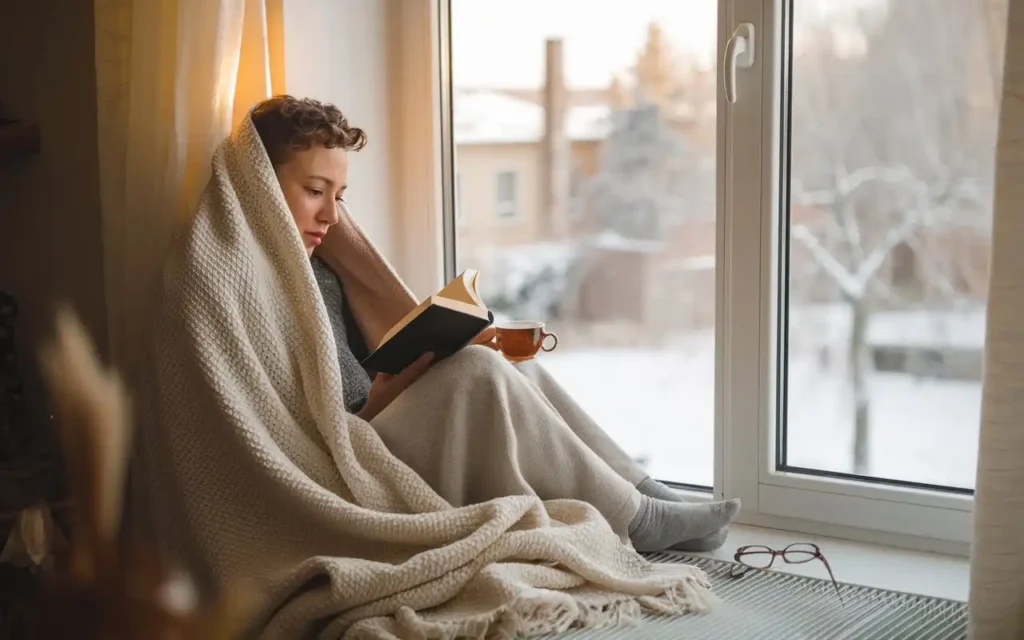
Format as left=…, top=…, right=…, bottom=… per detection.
left=549, top=552, right=967, bottom=639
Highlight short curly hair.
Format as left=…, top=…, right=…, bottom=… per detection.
left=251, top=95, right=367, bottom=167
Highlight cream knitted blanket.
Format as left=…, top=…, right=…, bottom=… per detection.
left=134, top=114, right=713, bottom=638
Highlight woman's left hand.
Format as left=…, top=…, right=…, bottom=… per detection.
left=470, top=326, right=499, bottom=351
left=356, top=352, right=435, bottom=421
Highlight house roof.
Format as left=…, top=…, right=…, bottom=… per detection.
left=454, top=89, right=611, bottom=145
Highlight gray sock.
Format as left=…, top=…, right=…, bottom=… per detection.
left=636, top=477, right=687, bottom=502
left=669, top=527, right=730, bottom=552
left=628, top=496, right=741, bottom=553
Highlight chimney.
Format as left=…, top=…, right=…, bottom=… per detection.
left=542, top=39, right=571, bottom=238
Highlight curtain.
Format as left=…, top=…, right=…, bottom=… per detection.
left=93, top=0, right=285, bottom=372
left=970, top=0, right=1024, bottom=637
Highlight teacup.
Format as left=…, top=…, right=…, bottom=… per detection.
left=495, top=321, right=558, bottom=362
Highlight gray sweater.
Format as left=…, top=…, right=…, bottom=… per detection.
left=310, top=256, right=374, bottom=413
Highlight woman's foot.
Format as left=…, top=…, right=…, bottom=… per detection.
left=635, top=478, right=732, bottom=551
left=628, top=496, right=741, bottom=553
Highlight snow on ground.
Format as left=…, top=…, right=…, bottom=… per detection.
left=790, top=304, right=987, bottom=350
left=540, top=332, right=981, bottom=489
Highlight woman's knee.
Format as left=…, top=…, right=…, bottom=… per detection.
left=410, top=345, right=517, bottom=399
left=510, top=357, right=548, bottom=386
left=409, top=345, right=508, bottom=393
left=441, top=344, right=514, bottom=378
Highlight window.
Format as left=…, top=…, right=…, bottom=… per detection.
left=449, top=0, right=719, bottom=489
left=778, top=0, right=998, bottom=486
left=438, top=0, right=1004, bottom=548
left=494, top=170, right=519, bottom=219
left=719, top=0, right=1000, bottom=547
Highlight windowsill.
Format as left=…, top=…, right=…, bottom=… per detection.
left=687, top=523, right=969, bottom=602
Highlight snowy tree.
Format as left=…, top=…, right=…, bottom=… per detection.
left=583, top=23, right=714, bottom=242
left=789, top=0, right=1004, bottom=474
left=586, top=103, right=700, bottom=240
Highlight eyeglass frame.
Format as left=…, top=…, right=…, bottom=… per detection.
left=730, top=542, right=843, bottom=602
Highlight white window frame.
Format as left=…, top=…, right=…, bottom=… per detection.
left=390, top=0, right=974, bottom=556
left=455, top=170, right=466, bottom=227
left=720, top=0, right=972, bottom=555
left=493, top=170, right=520, bottom=219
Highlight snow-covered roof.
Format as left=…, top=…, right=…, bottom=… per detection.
left=454, top=90, right=611, bottom=145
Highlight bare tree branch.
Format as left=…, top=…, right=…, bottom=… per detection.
left=791, top=225, right=864, bottom=298
left=852, top=209, right=921, bottom=287
left=905, top=235, right=964, bottom=302
left=792, top=164, right=919, bottom=206
left=793, top=199, right=924, bottom=301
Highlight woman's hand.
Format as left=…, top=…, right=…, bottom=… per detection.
left=470, top=326, right=500, bottom=351
left=356, top=352, right=435, bottom=421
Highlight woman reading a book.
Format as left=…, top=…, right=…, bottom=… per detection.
left=269, top=94, right=737, bottom=549
left=137, top=95, right=738, bottom=636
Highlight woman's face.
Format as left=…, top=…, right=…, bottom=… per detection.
left=274, top=145, right=349, bottom=256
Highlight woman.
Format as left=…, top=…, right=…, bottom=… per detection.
left=136, top=95, right=734, bottom=638
left=255, top=95, right=738, bottom=552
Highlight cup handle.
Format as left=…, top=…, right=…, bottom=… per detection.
left=541, top=331, right=558, bottom=352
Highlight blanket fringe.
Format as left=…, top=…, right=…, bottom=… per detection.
left=357, top=572, right=717, bottom=639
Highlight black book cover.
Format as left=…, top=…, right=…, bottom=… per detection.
left=361, top=307, right=494, bottom=375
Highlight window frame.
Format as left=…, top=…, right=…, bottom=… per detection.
left=455, top=170, right=466, bottom=227
left=720, top=0, right=973, bottom=554
left=418, top=0, right=976, bottom=555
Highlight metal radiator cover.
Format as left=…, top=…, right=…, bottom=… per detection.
left=549, top=552, right=967, bottom=639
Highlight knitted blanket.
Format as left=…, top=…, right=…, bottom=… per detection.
left=134, top=114, right=713, bottom=638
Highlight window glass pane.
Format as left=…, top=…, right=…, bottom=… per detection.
left=451, top=0, right=718, bottom=487
left=780, top=0, right=1005, bottom=490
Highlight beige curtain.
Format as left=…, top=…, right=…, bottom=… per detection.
left=93, top=0, right=285, bottom=371
left=970, top=0, right=1024, bottom=637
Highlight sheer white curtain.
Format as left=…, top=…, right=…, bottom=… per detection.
left=970, top=0, right=1024, bottom=637
left=93, top=0, right=285, bottom=371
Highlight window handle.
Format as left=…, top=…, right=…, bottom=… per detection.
left=724, top=22, right=756, bottom=104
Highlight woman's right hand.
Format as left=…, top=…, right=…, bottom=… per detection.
left=356, top=352, right=435, bottom=421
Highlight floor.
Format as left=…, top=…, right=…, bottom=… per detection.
left=688, top=524, right=970, bottom=602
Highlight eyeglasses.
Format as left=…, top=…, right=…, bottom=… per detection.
left=730, top=543, right=843, bottom=603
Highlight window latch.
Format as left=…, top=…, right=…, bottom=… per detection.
left=724, top=22, right=756, bottom=105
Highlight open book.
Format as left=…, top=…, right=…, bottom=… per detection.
left=361, top=269, right=494, bottom=375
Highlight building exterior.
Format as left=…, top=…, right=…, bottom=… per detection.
left=453, top=90, right=606, bottom=251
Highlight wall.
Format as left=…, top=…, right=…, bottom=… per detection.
left=0, top=2, right=107, bottom=417
left=281, top=0, right=394, bottom=259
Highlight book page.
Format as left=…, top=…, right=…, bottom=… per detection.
left=432, top=295, right=490, bottom=319
left=437, top=270, right=485, bottom=308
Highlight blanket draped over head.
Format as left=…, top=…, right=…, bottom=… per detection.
left=134, top=114, right=712, bottom=638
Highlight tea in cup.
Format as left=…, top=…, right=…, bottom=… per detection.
left=494, top=321, right=558, bottom=362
